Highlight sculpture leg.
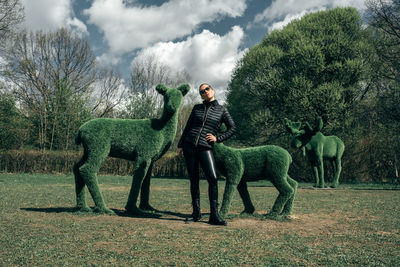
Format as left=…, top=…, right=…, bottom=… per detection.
left=236, top=179, right=255, bottom=214
left=73, top=152, right=91, bottom=212
left=125, top=160, right=151, bottom=214
left=312, top=165, right=319, bottom=187
left=317, top=157, right=325, bottom=188
left=280, top=175, right=298, bottom=216
left=219, top=177, right=240, bottom=218
left=267, top=176, right=295, bottom=219
left=332, top=158, right=342, bottom=188
left=139, top=162, right=157, bottom=211
left=78, top=149, right=113, bottom=214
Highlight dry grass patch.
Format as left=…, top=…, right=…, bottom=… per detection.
left=0, top=174, right=399, bottom=266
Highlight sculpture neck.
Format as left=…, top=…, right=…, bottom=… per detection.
left=159, top=108, right=179, bottom=136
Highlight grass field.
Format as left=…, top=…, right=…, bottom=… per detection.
left=0, top=174, right=399, bottom=266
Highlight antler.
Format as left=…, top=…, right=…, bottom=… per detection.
left=303, top=116, right=323, bottom=133
left=304, top=122, right=313, bottom=133
left=284, top=118, right=302, bottom=134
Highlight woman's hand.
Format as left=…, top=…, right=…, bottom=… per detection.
left=206, top=133, right=217, bottom=143
left=177, top=148, right=183, bottom=157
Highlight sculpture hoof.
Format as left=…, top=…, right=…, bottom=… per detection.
left=280, top=215, right=292, bottom=221
left=92, top=207, right=115, bottom=215
left=240, top=207, right=255, bottom=215
left=279, top=214, right=293, bottom=221
left=74, top=205, right=92, bottom=213
left=264, top=212, right=281, bottom=220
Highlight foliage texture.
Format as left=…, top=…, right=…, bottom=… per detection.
left=73, top=84, right=190, bottom=214
left=285, top=117, right=345, bottom=188
left=226, top=7, right=372, bottom=144
left=213, top=142, right=297, bottom=219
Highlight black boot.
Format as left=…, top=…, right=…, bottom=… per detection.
left=186, top=199, right=202, bottom=222
left=209, top=200, right=227, bottom=226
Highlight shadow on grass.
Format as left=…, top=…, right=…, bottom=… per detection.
left=20, top=207, right=195, bottom=222
left=21, top=207, right=78, bottom=213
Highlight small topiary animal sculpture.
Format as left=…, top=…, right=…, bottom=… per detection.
left=73, top=83, right=190, bottom=214
left=213, top=142, right=298, bottom=220
left=284, top=117, right=345, bottom=188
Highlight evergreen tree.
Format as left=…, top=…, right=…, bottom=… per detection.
left=226, top=7, right=373, bottom=145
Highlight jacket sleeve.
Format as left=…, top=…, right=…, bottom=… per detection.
left=216, top=107, right=236, bottom=143
left=178, top=107, right=195, bottom=148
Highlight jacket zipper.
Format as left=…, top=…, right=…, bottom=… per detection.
left=195, top=103, right=211, bottom=147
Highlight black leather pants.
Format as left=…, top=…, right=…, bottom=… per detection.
left=183, top=144, right=218, bottom=203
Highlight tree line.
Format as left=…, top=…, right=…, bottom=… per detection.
left=0, top=0, right=398, bottom=182
left=226, top=2, right=400, bottom=182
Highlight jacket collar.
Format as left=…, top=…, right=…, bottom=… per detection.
left=203, top=99, right=219, bottom=107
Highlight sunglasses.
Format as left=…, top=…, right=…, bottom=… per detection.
left=199, top=87, right=211, bottom=95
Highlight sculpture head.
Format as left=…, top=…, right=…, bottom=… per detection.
left=156, top=83, right=190, bottom=115
left=284, top=117, right=324, bottom=149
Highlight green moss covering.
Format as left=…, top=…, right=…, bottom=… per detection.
left=284, top=117, right=345, bottom=188
left=213, top=142, right=298, bottom=220
left=73, top=84, right=190, bottom=214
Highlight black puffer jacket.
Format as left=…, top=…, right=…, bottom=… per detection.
left=178, top=100, right=236, bottom=150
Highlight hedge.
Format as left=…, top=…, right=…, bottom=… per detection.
left=0, top=150, right=188, bottom=177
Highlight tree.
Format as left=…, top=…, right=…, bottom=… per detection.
left=124, top=54, right=190, bottom=119
left=366, top=0, right=400, bottom=122
left=366, top=0, right=400, bottom=81
left=47, top=79, right=92, bottom=150
left=226, top=7, right=373, bottom=145
left=0, top=89, right=31, bottom=149
left=4, top=28, right=97, bottom=151
left=365, top=0, right=400, bottom=180
left=91, top=68, right=126, bottom=118
left=0, top=0, right=23, bottom=46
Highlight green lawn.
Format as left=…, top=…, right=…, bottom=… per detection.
left=0, top=173, right=399, bottom=266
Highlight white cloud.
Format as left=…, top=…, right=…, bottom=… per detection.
left=84, top=0, right=247, bottom=63
left=132, top=26, right=247, bottom=101
left=268, top=10, right=311, bottom=32
left=251, top=0, right=366, bottom=31
left=21, top=0, right=88, bottom=35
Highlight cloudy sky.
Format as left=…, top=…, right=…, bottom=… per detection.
left=20, top=0, right=367, bottom=99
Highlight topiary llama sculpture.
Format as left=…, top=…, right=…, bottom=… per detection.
left=73, top=84, right=190, bottom=214
left=284, top=117, right=345, bottom=188
left=213, top=142, right=298, bottom=220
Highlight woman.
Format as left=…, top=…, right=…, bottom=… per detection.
left=177, top=83, right=236, bottom=226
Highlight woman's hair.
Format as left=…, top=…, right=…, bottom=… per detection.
left=199, top=83, right=213, bottom=90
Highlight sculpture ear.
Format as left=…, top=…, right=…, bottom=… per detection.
left=156, top=84, right=168, bottom=95
left=177, top=84, right=190, bottom=96
left=316, top=116, right=323, bottom=131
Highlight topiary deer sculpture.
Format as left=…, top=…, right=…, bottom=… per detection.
left=284, top=117, right=345, bottom=188
left=213, top=142, right=298, bottom=220
left=73, top=84, right=190, bottom=214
